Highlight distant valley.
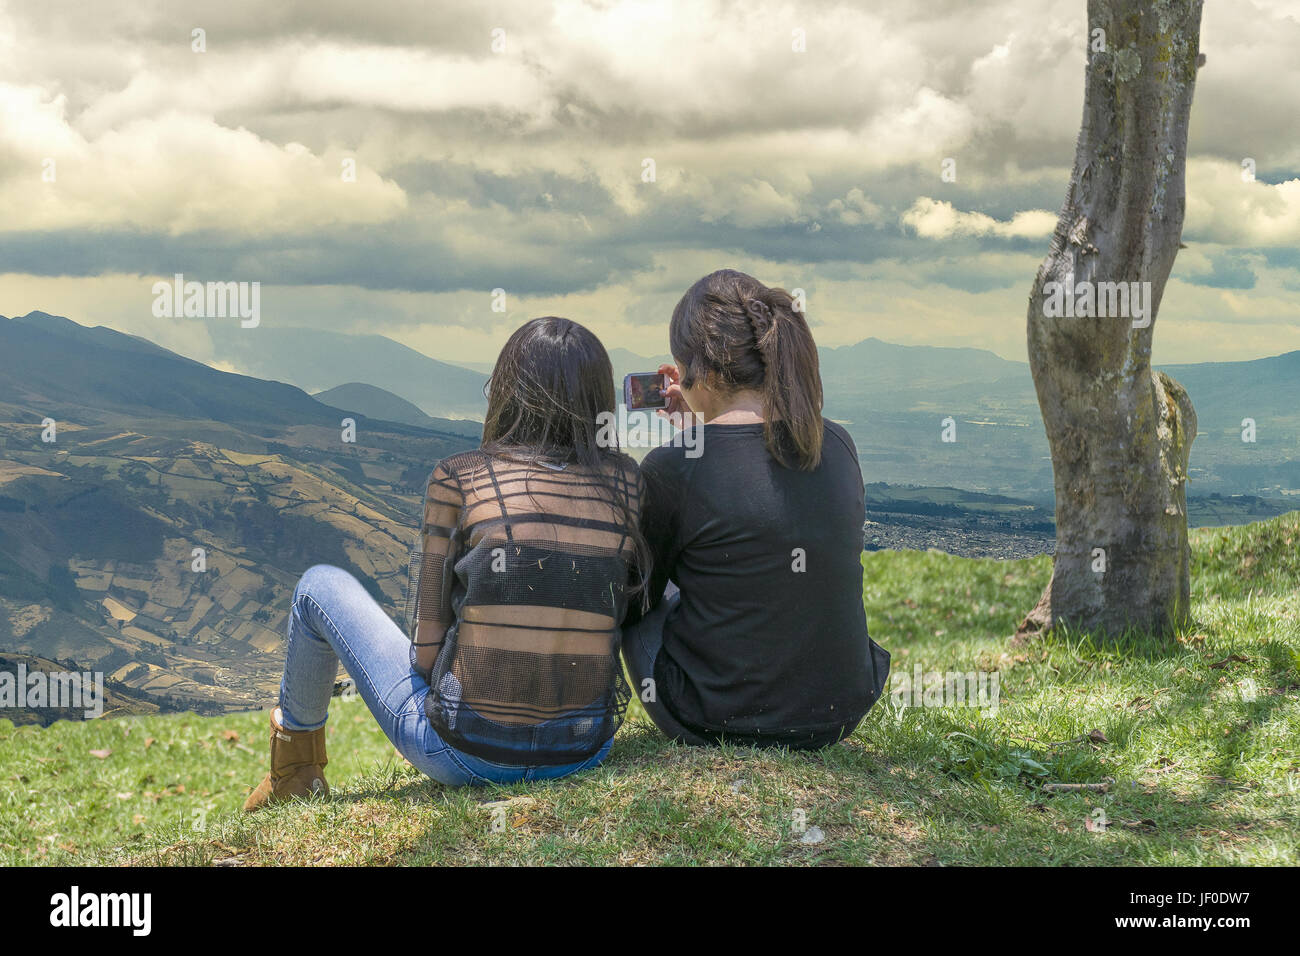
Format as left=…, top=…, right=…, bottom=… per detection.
left=862, top=482, right=1298, bottom=560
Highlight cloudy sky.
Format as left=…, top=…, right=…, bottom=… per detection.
left=1, top=0, right=1297, bottom=367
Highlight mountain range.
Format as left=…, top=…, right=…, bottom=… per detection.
left=88, top=313, right=1300, bottom=496
left=201, top=322, right=489, bottom=420
left=313, top=383, right=481, bottom=437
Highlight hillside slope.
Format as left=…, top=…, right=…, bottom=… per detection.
left=0, top=314, right=478, bottom=716
left=314, top=383, right=481, bottom=437
left=1, top=312, right=341, bottom=430
left=202, top=322, right=489, bottom=420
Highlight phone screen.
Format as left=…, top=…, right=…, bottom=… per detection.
left=623, top=372, right=669, bottom=410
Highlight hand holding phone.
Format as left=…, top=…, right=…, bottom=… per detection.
left=623, top=366, right=693, bottom=419
left=655, top=364, right=692, bottom=419
left=623, top=372, right=669, bottom=410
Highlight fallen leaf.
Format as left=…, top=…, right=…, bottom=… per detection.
left=1209, top=654, right=1251, bottom=670
left=89, top=749, right=112, bottom=759
left=1042, top=778, right=1114, bottom=793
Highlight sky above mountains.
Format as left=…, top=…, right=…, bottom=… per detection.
left=0, top=0, right=1297, bottom=368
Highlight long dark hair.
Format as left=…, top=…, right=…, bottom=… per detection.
left=481, top=316, right=650, bottom=605
left=670, top=269, right=824, bottom=470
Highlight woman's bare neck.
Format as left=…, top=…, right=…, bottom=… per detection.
left=702, top=389, right=765, bottom=424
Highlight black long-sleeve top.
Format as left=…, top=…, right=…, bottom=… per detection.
left=625, top=419, right=890, bottom=749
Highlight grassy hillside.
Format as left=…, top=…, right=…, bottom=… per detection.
left=3, top=515, right=1297, bottom=866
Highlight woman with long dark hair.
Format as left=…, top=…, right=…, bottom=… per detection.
left=623, top=269, right=890, bottom=749
left=245, top=317, right=646, bottom=808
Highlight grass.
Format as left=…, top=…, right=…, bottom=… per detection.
left=2, top=514, right=1298, bottom=866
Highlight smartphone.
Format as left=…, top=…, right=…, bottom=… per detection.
left=623, top=372, right=670, bottom=410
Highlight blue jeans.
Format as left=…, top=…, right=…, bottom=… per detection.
left=278, top=564, right=612, bottom=786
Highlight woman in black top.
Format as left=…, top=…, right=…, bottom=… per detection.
left=622, top=270, right=890, bottom=749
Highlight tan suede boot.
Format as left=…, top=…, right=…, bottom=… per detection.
left=243, top=707, right=329, bottom=812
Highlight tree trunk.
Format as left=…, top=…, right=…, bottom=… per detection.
left=1016, top=0, right=1203, bottom=640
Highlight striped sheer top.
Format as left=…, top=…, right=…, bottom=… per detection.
left=405, top=448, right=641, bottom=765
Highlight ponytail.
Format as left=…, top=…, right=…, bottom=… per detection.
left=670, top=270, right=824, bottom=470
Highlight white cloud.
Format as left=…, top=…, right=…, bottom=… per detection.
left=0, top=83, right=407, bottom=234
left=76, top=43, right=550, bottom=136
left=860, top=87, right=979, bottom=165
left=826, top=188, right=884, bottom=226
left=1185, top=159, right=1300, bottom=246
left=901, top=197, right=1055, bottom=239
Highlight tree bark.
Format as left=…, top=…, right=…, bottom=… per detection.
left=1017, top=0, right=1203, bottom=640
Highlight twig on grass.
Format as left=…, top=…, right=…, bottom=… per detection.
left=1041, top=777, right=1115, bottom=794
